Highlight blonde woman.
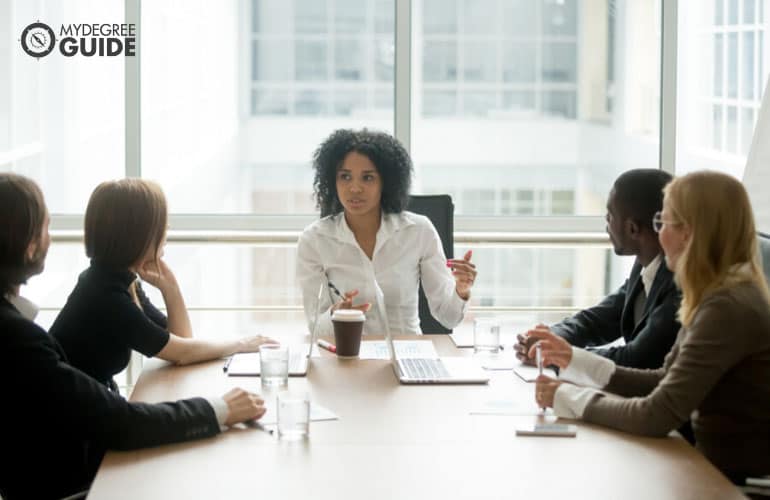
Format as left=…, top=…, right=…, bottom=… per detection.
left=50, top=179, right=276, bottom=391
left=525, top=171, right=770, bottom=483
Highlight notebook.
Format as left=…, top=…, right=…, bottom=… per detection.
left=224, top=281, right=324, bottom=377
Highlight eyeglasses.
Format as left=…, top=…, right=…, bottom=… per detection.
left=652, top=211, right=680, bottom=233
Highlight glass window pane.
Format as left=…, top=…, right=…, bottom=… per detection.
left=252, top=40, right=291, bottom=81
left=714, top=34, right=724, bottom=97
left=296, top=0, right=327, bottom=34
left=743, top=32, right=755, bottom=99
left=423, top=90, right=457, bottom=116
left=715, top=0, right=724, bottom=24
left=551, top=190, right=575, bottom=215
left=502, top=43, right=536, bottom=82
left=542, top=42, right=578, bottom=83
left=463, top=0, right=496, bottom=34
left=463, top=41, right=497, bottom=82
left=542, top=90, right=577, bottom=118
left=334, top=0, right=366, bottom=34
left=1, top=0, right=125, bottom=213
left=744, top=0, right=757, bottom=23
left=728, top=33, right=738, bottom=98
left=728, top=0, right=740, bottom=23
left=375, top=0, right=394, bottom=33
left=502, top=91, right=536, bottom=111
left=332, top=89, right=367, bottom=115
left=374, top=38, right=395, bottom=81
left=542, top=0, right=578, bottom=36
left=253, top=0, right=290, bottom=34
left=423, top=0, right=458, bottom=34
left=742, top=107, right=755, bottom=154
left=462, top=92, right=497, bottom=117
left=252, top=88, right=290, bottom=114
left=296, top=41, right=328, bottom=81
left=713, top=104, right=724, bottom=150
left=727, top=105, right=738, bottom=153
left=334, top=39, right=365, bottom=80
left=294, top=89, right=329, bottom=115
left=502, top=0, right=537, bottom=36
left=423, top=41, right=458, bottom=82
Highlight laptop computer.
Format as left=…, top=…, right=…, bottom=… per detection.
left=226, top=281, right=323, bottom=377
left=385, top=324, right=489, bottom=385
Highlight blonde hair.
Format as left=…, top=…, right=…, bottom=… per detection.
left=664, top=170, right=770, bottom=326
left=85, top=179, right=167, bottom=269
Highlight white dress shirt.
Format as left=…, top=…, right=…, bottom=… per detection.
left=641, top=254, right=662, bottom=297
left=553, top=347, right=617, bottom=419
left=296, top=211, right=468, bottom=335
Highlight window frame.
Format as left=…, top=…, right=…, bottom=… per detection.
left=48, top=0, right=679, bottom=236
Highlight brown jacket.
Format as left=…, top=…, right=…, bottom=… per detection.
left=583, top=280, right=770, bottom=480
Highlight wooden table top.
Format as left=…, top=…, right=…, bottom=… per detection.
left=88, top=335, right=744, bottom=500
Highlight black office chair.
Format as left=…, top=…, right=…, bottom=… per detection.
left=407, top=194, right=455, bottom=334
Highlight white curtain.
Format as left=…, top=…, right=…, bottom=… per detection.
left=744, top=78, right=770, bottom=233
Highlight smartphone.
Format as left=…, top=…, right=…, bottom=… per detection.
left=515, top=423, right=577, bottom=437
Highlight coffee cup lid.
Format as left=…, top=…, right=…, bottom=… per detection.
left=331, top=309, right=365, bottom=322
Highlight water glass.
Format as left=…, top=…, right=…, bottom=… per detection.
left=260, top=345, right=289, bottom=389
left=474, top=317, right=501, bottom=354
left=277, top=391, right=310, bottom=441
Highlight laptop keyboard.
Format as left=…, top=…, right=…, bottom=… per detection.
left=400, top=358, right=451, bottom=379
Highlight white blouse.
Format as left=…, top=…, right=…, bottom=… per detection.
left=296, top=211, right=468, bottom=335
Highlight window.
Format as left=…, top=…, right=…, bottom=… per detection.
left=0, top=0, right=125, bottom=213
left=140, top=0, right=395, bottom=214
left=676, top=0, right=769, bottom=178
left=413, top=0, right=661, bottom=217
left=419, top=0, right=582, bottom=120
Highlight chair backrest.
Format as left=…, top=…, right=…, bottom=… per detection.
left=759, top=232, right=770, bottom=286
left=407, top=195, right=454, bottom=334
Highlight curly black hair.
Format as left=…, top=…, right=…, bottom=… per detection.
left=312, top=129, right=413, bottom=217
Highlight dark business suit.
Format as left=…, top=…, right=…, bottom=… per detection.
left=0, top=297, right=220, bottom=500
left=551, top=257, right=681, bottom=369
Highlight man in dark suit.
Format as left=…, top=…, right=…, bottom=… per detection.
left=0, top=173, right=267, bottom=500
left=516, top=169, right=680, bottom=369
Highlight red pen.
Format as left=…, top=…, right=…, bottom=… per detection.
left=317, top=339, right=337, bottom=353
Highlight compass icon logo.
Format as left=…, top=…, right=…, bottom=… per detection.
left=20, top=22, right=56, bottom=58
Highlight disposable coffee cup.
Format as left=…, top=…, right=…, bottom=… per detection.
left=331, top=309, right=365, bottom=359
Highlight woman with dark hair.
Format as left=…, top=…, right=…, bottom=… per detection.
left=50, top=179, right=276, bottom=391
left=297, top=128, right=477, bottom=335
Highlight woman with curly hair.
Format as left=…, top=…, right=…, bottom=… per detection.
left=296, top=128, right=477, bottom=335
left=527, top=171, right=770, bottom=483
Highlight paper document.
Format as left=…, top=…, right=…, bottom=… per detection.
left=358, top=340, right=438, bottom=360
left=470, top=398, right=554, bottom=417
left=477, top=353, right=518, bottom=370
left=259, top=403, right=339, bottom=425
left=224, top=344, right=319, bottom=376
left=512, top=363, right=557, bottom=383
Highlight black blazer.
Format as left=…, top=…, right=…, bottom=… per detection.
left=0, top=297, right=220, bottom=500
left=550, top=258, right=681, bottom=369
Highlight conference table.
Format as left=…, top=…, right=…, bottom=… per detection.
left=88, top=335, right=745, bottom=500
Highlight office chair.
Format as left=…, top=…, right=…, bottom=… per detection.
left=759, top=232, right=770, bottom=286
left=407, top=194, right=455, bottom=334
